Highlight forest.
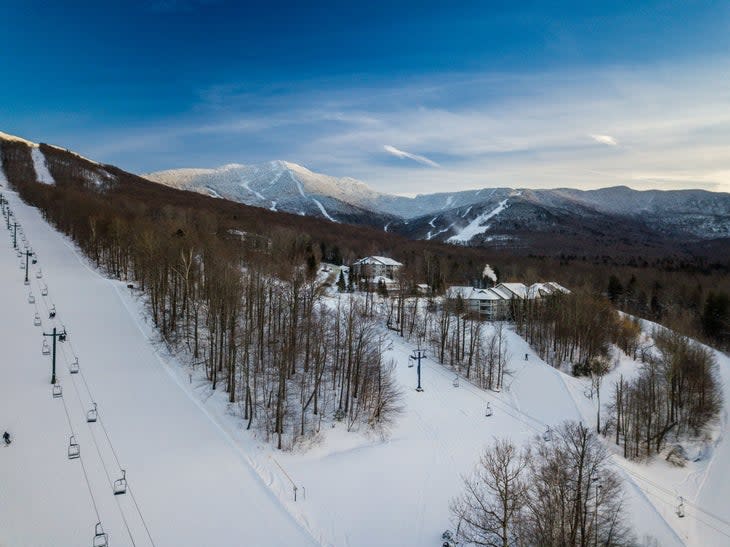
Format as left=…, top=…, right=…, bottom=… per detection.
left=0, top=139, right=725, bottom=453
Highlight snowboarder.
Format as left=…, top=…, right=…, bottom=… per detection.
left=3, top=431, right=11, bottom=445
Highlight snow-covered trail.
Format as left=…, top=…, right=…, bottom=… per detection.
left=693, top=350, right=730, bottom=546
left=277, top=321, right=684, bottom=547
left=0, top=189, right=316, bottom=547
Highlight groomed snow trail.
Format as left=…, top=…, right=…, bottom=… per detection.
left=0, top=189, right=316, bottom=547
left=0, top=187, right=694, bottom=547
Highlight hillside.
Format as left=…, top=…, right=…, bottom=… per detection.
left=146, top=160, right=730, bottom=247
left=0, top=186, right=697, bottom=546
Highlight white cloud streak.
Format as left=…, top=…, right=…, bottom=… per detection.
left=81, top=58, right=730, bottom=195
left=590, top=134, right=618, bottom=146
left=383, top=144, right=440, bottom=167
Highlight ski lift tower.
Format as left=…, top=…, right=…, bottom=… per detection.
left=409, top=348, right=426, bottom=392
left=43, top=327, right=68, bottom=385
left=23, top=249, right=32, bottom=285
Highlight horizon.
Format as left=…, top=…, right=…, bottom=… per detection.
left=2, top=1, right=730, bottom=194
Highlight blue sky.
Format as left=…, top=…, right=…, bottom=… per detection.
left=2, top=1, right=730, bottom=194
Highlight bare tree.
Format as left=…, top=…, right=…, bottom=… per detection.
left=451, top=439, right=530, bottom=547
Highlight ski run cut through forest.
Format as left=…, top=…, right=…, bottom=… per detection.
left=2, top=186, right=730, bottom=546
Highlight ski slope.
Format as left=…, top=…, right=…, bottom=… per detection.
left=0, top=189, right=315, bottom=546
left=1, top=186, right=722, bottom=546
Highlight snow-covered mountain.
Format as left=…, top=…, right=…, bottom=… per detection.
left=3, top=130, right=728, bottom=253
left=145, top=161, right=396, bottom=226
left=145, top=161, right=730, bottom=245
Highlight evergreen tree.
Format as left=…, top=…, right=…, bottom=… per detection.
left=337, top=269, right=347, bottom=292
left=607, top=274, right=623, bottom=304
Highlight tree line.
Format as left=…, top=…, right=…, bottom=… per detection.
left=3, top=141, right=403, bottom=449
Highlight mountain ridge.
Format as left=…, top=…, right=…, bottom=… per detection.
left=145, top=160, right=730, bottom=243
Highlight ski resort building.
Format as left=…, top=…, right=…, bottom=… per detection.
left=351, top=256, right=403, bottom=279
left=446, top=281, right=569, bottom=320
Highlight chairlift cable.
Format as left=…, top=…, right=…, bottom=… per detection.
left=66, top=365, right=138, bottom=547
left=66, top=332, right=158, bottom=547
left=396, top=329, right=730, bottom=537
left=58, top=383, right=102, bottom=524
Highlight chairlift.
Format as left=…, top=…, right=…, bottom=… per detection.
left=86, top=403, right=98, bottom=423
left=28, top=292, right=35, bottom=304
left=543, top=427, right=553, bottom=442
left=34, top=313, right=41, bottom=326
left=52, top=383, right=62, bottom=398
left=35, top=268, right=42, bottom=279
left=19, top=260, right=25, bottom=269
left=113, top=469, right=127, bottom=495
left=93, top=522, right=108, bottom=547
left=42, top=339, right=50, bottom=355
left=70, top=357, right=79, bottom=374
left=41, top=284, right=48, bottom=296
left=452, top=376, right=460, bottom=388
left=485, top=402, right=493, bottom=417
left=68, top=435, right=80, bottom=460
left=49, top=305, right=56, bottom=318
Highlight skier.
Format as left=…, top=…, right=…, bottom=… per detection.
left=3, top=431, right=11, bottom=446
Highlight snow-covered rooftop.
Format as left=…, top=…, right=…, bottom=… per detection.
left=354, top=256, right=403, bottom=267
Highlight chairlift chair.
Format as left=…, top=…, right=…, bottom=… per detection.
left=485, top=402, right=493, bottom=417
left=28, top=292, right=35, bottom=304
left=52, top=383, right=62, bottom=398
left=49, top=305, right=56, bottom=318
left=41, top=284, right=48, bottom=296
left=16, top=249, right=21, bottom=257
left=58, top=330, right=67, bottom=342
left=93, top=522, right=108, bottom=547
left=19, top=260, right=25, bottom=269
left=68, top=435, right=80, bottom=460
left=452, top=376, right=459, bottom=388
left=42, top=339, right=50, bottom=355
left=69, top=357, right=79, bottom=374
left=31, top=257, right=37, bottom=264
left=113, top=469, right=127, bottom=495
left=35, top=268, right=42, bottom=279
left=34, top=313, right=41, bottom=326
left=86, top=403, right=97, bottom=423
left=24, top=278, right=30, bottom=286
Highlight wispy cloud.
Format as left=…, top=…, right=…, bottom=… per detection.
left=383, top=145, right=440, bottom=167
left=590, top=134, right=618, bottom=146
left=79, top=59, right=730, bottom=195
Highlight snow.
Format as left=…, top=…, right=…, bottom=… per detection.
left=311, top=198, right=338, bottom=222
left=0, top=154, right=8, bottom=186
left=447, top=198, right=509, bottom=243
left=1, top=187, right=726, bottom=546
left=30, top=147, right=56, bottom=185
left=0, top=130, right=37, bottom=146
left=555, top=328, right=730, bottom=546
left=240, top=179, right=266, bottom=201
left=0, top=189, right=315, bottom=547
